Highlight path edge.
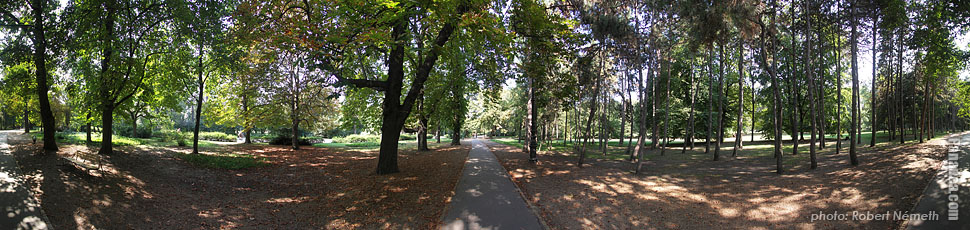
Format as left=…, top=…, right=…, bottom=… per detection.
left=3, top=132, right=55, bottom=230
left=898, top=131, right=969, bottom=230
left=437, top=139, right=473, bottom=228
left=482, top=139, right=552, bottom=230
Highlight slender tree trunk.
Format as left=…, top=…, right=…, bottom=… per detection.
left=242, top=94, right=252, bottom=144
left=835, top=31, right=843, bottom=154
left=849, top=1, right=860, bottom=166
left=733, top=41, right=744, bottom=156
left=579, top=74, right=602, bottom=168
left=651, top=55, right=659, bottom=149
left=86, top=112, right=92, bottom=143
left=634, top=56, right=649, bottom=173
left=706, top=46, right=714, bottom=154
left=870, top=20, right=878, bottom=147
left=684, top=57, right=696, bottom=154
left=192, top=43, right=205, bottom=154
left=661, top=55, right=672, bottom=156
left=527, top=77, right=536, bottom=160
left=759, top=0, right=783, bottom=173
left=291, top=111, right=299, bottom=150
left=805, top=0, right=817, bottom=169
left=417, top=91, right=429, bottom=151
left=714, top=43, right=725, bottom=161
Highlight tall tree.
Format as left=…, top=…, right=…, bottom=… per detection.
left=0, top=0, right=59, bottom=151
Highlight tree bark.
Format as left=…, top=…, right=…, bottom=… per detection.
left=661, top=54, right=672, bottom=156
left=526, top=77, right=537, bottom=160
left=192, top=41, right=205, bottom=154
left=849, top=0, right=860, bottom=166
left=706, top=46, right=714, bottom=154
left=714, top=43, right=725, bottom=161
left=31, top=0, right=58, bottom=152
left=684, top=56, right=697, bottom=154
left=733, top=41, right=744, bottom=156
left=835, top=30, right=843, bottom=154
left=870, top=18, right=878, bottom=147
left=805, top=0, right=818, bottom=169
left=97, top=0, right=116, bottom=155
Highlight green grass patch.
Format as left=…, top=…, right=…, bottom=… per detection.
left=176, top=153, right=268, bottom=169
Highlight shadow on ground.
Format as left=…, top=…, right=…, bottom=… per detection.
left=9, top=133, right=472, bottom=229
left=488, top=134, right=957, bottom=229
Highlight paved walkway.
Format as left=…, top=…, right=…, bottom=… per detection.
left=0, top=131, right=50, bottom=230
left=441, top=140, right=543, bottom=230
left=908, top=132, right=970, bottom=230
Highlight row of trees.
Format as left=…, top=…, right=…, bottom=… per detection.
left=2, top=0, right=968, bottom=175
left=466, top=0, right=970, bottom=173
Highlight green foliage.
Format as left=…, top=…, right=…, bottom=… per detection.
left=333, top=134, right=381, bottom=143
left=198, top=132, right=237, bottom=142
left=175, top=153, right=268, bottom=170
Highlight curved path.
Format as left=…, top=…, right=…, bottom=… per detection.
left=0, top=131, right=50, bottom=230
left=441, top=139, right=543, bottom=230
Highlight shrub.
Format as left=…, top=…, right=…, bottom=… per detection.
left=333, top=134, right=381, bottom=143
left=199, top=132, right=237, bottom=142
left=159, top=129, right=189, bottom=146
left=399, top=133, right=416, bottom=141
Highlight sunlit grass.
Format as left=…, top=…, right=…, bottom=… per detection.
left=35, top=132, right=219, bottom=148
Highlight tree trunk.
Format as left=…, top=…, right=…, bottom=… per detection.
left=870, top=19, right=878, bottom=147
left=192, top=43, right=205, bottom=154
left=291, top=113, right=299, bottom=150
left=714, top=43, right=725, bottom=161
left=634, top=57, right=649, bottom=173
left=526, top=77, right=536, bottom=160
left=849, top=0, right=860, bottom=166
left=435, top=120, right=441, bottom=143
left=86, top=112, right=92, bottom=143
left=97, top=0, right=115, bottom=155
left=243, top=93, right=252, bottom=144
left=661, top=55, right=672, bottom=156
left=835, top=30, right=842, bottom=154
left=733, top=41, right=744, bottom=156
left=706, top=46, right=714, bottom=154
left=418, top=117, right=429, bottom=151
left=451, top=111, right=462, bottom=146
left=98, top=105, right=115, bottom=155
left=805, top=1, right=818, bottom=169
left=32, top=0, right=57, bottom=152
left=579, top=68, right=603, bottom=168
left=131, top=114, right=137, bottom=138
left=684, top=57, right=696, bottom=154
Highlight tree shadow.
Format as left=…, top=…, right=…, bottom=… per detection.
left=486, top=133, right=958, bottom=229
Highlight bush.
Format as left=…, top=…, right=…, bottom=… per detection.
left=159, top=129, right=188, bottom=146
left=269, top=136, right=311, bottom=146
left=199, top=132, right=237, bottom=142
left=399, top=133, right=416, bottom=141
left=333, top=134, right=381, bottom=143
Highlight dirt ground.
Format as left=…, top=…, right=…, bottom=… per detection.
left=8, top=133, right=471, bottom=229
left=488, top=134, right=958, bottom=230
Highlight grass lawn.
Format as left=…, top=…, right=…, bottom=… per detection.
left=31, top=131, right=220, bottom=148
